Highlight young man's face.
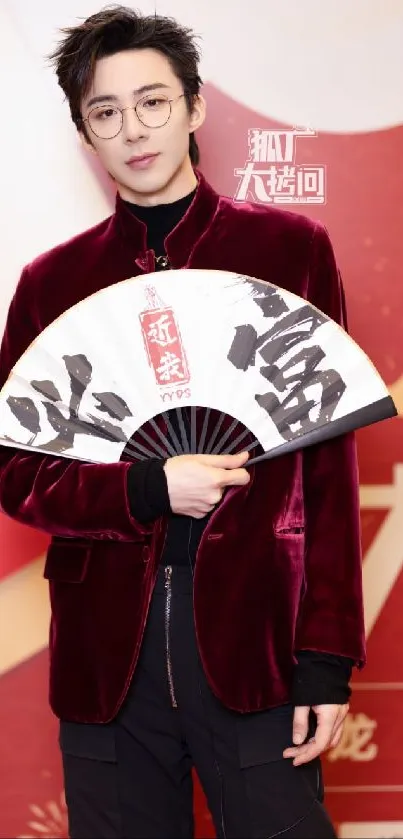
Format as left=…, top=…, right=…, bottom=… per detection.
left=80, top=48, right=205, bottom=205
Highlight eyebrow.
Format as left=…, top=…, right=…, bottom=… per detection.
left=85, top=82, right=171, bottom=109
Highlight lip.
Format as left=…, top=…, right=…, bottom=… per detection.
left=126, top=153, right=159, bottom=169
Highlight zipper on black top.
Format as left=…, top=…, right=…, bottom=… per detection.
left=164, top=565, right=178, bottom=708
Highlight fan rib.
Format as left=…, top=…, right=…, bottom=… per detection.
left=162, top=411, right=183, bottom=455
left=205, top=412, right=226, bottom=454
left=176, top=408, right=190, bottom=454
left=211, top=418, right=240, bottom=455
left=190, top=406, right=197, bottom=454
left=147, top=418, right=178, bottom=457
left=221, top=426, right=251, bottom=454
left=135, top=425, right=171, bottom=459
left=125, top=450, right=146, bottom=461
left=125, top=439, right=159, bottom=460
left=229, top=436, right=260, bottom=455
left=198, top=408, right=211, bottom=454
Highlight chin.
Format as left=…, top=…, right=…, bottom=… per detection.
left=132, top=176, right=170, bottom=194
left=120, top=170, right=182, bottom=201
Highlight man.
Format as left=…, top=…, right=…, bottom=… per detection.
left=0, top=6, right=365, bottom=838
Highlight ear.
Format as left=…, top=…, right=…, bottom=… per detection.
left=79, top=129, right=98, bottom=156
left=188, top=94, right=206, bottom=133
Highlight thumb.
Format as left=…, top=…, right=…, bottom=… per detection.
left=195, top=451, right=250, bottom=469
left=292, top=706, right=310, bottom=745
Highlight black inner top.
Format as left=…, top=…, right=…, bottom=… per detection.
left=125, top=186, right=207, bottom=567
left=124, top=188, right=197, bottom=260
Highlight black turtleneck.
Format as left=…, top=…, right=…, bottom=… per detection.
left=123, top=187, right=353, bottom=708
left=124, top=188, right=197, bottom=263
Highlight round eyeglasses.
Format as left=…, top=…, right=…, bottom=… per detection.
left=83, top=93, right=186, bottom=140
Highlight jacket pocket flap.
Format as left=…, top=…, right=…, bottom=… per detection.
left=44, top=540, right=91, bottom=583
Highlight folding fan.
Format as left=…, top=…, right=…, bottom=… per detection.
left=0, top=269, right=396, bottom=466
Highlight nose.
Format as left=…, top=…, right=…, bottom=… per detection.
left=121, top=106, right=149, bottom=143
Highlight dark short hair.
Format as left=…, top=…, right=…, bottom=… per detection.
left=48, top=5, right=203, bottom=164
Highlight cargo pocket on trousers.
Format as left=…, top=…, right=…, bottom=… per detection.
left=236, top=705, right=324, bottom=838
left=59, top=721, right=122, bottom=839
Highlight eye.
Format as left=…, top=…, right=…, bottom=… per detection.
left=92, top=106, right=119, bottom=121
left=141, top=96, right=167, bottom=110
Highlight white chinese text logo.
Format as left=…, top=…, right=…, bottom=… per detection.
left=234, top=127, right=326, bottom=205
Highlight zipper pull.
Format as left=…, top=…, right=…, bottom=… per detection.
left=155, top=254, right=170, bottom=270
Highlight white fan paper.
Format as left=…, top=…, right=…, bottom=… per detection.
left=0, top=269, right=396, bottom=465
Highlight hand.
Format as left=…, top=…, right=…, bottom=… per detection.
left=283, top=703, right=349, bottom=766
left=163, top=451, right=250, bottom=518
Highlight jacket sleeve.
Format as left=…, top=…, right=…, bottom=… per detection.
left=0, top=266, right=152, bottom=541
left=294, top=223, right=366, bottom=667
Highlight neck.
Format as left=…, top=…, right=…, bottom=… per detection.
left=116, top=156, right=197, bottom=207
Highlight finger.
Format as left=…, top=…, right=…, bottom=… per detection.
left=284, top=731, right=330, bottom=765
left=284, top=715, right=334, bottom=765
left=195, top=451, right=250, bottom=469
left=293, top=718, right=334, bottom=765
left=292, top=706, right=310, bottom=745
left=208, top=489, right=224, bottom=506
left=313, top=704, right=348, bottom=745
left=284, top=739, right=322, bottom=766
left=331, top=708, right=346, bottom=736
left=328, top=711, right=348, bottom=749
left=192, top=508, right=212, bottom=519
left=329, top=723, right=344, bottom=750
left=219, top=467, right=250, bottom=487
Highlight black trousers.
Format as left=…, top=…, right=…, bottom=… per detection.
left=60, top=566, right=336, bottom=839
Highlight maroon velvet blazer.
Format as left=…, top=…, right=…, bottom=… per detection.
left=0, top=172, right=365, bottom=722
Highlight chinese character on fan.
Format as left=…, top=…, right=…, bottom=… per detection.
left=140, top=303, right=190, bottom=388
left=147, top=313, right=176, bottom=347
